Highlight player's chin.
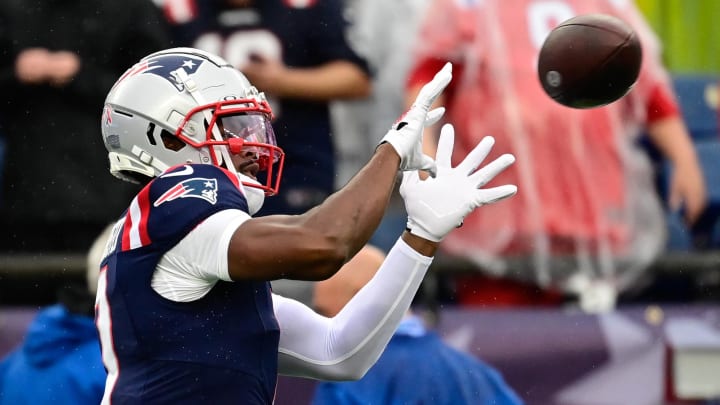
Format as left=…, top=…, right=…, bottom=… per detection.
left=240, top=162, right=260, bottom=179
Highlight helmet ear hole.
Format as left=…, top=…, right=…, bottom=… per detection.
left=146, top=123, right=158, bottom=145
left=160, top=129, right=187, bottom=151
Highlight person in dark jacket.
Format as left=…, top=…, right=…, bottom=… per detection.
left=0, top=0, right=171, bottom=253
left=163, top=0, right=371, bottom=218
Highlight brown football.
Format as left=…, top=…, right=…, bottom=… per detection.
left=537, top=13, right=642, bottom=109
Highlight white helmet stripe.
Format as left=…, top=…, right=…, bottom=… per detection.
left=173, top=67, right=239, bottom=177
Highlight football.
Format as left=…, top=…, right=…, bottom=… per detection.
left=537, top=13, right=642, bottom=109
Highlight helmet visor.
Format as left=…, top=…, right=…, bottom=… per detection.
left=177, top=100, right=285, bottom=195
left=217, top=113, right=282, bottom=166
left=219, top=112, right=276, bottom=145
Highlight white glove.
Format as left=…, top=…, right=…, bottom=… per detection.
left=400, top=124, right=518, bottom=242
left=379, top=62, right=452, bottom=176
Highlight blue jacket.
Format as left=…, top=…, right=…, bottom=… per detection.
left=312, top=316, right=524, bottom=405
left=0, top=304, right=105, bottom=405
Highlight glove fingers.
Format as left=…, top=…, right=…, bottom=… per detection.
left=469, top=153, right=516, bottom=186
left=457, top=136, right=495, bottom=174
left=473, top=185, right=518, bottom=206
left=424, top=107, right=445, bottom=127
left=435, top=124, right=455, bottom=169
left=415, top=62, right=452, bottom=109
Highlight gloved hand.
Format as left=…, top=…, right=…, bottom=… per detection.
left=379, top=62, right=452, bottom=177
left=400, top=124, right=517, bottom=242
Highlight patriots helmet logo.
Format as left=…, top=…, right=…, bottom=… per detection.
left=153, top=178, right=218, bottom=207
left=140, top=54, right=204, bottom=92
left=112, top=54, right=204, bottom=92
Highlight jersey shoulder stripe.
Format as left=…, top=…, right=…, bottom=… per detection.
left=120, top=164, right=248, bottom=251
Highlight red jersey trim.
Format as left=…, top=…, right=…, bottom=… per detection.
left=646, top=83, right=680, bottom=123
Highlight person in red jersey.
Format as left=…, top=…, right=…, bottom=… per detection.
left=406, top=0, right=706, bottom=311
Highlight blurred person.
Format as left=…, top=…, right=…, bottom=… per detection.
left=162, top=0, right=371, bottom=217
left=311, top=244, right=525, bottom=405
left=331, top=0, right=436, bottom=255
left=0, top=224, right=114, bottom=404
left=162, top=0, right=372, bottom=305
left=94, top=47, right=517, bottom=404
left=0, top=0, right=171, bottom=253
left=332, top=0, right=433, bottom=187
left=406, top=0, right=707, bottom=311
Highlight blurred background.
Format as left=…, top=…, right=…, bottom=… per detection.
left=1, top=1, right=719, bottom=404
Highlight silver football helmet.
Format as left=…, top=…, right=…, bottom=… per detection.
left=101, top=47, right=285, bottom=201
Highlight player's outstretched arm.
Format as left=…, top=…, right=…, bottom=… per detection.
left=272, top=238, right=431, bottom=380
left=226, top=64, right=452, bottom=282
left=272, top=124, right=517, bottom=381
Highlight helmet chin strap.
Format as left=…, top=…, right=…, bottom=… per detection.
left=173, top=68, right=238, bottom=177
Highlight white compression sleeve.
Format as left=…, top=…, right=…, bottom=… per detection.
left=274, top=237, right=432, bottom=380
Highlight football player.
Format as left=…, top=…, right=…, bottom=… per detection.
left=94, top=47, right=517, bottom=404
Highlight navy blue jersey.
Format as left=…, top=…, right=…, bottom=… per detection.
left=96, top=164, right=280, bottom=404
left=166, top=0, right=370, bottom=214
